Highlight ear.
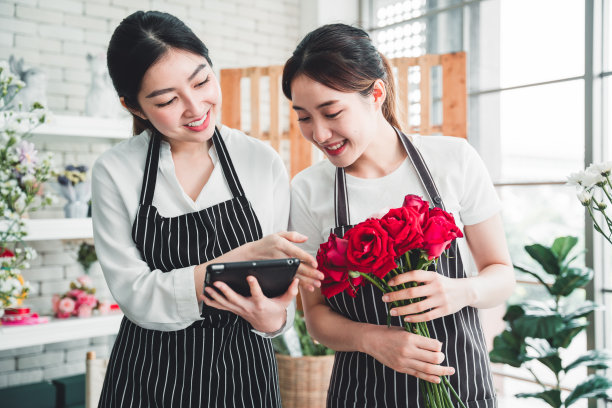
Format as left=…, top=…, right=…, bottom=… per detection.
left=371, top=79, right=386, bottom=111
left=120, top=97, right=147, bottom=120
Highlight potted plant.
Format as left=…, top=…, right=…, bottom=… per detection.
left=273, top=310, right=335, bottom=408
left=489, top=236, right=612, bottom=407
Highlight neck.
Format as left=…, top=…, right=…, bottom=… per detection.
left=165, top=137, right=212, bottom=158
left=345, top=118, right=407, bottom=178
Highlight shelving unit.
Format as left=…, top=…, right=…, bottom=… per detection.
left=0, top=313, right=123, bottom=351
left=30, top=114, right=131, bottom=141
left=24, top=218, right=93, bottom=241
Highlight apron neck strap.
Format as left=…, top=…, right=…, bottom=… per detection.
left=138, top=127, right=244, bottom=206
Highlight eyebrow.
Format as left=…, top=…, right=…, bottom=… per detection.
left=292, top=100, right=339, bottom=111
left=145, top=64, right=207, bottom=98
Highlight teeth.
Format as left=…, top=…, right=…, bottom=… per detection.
left=326, top=141, right=345, bottom=151
left=187, top=113, right=207, bottom=127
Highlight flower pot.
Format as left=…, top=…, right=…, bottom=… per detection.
left=64, top=201, right=89, bottom=218
left=276, top=353, right=335, bottom=408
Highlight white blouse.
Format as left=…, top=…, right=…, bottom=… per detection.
left=92, top=125, right=293, bottom=334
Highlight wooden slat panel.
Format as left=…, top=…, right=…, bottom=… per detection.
left=441, top=52, right=467, bottom=139
left=396, top=59, right=410, bottom=131
left=289, top=105, right=311, bottom=178
left=268, top=66, right=282, bottom=151
left=248, top=67, right=261, bottom=138
left=219, top=68, right=242, bottom=129
left=419, top=59, right=431, bottom=135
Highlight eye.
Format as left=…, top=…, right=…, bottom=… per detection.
left=156, top=97, right=176, bottom=107
left=297, top=116, right=311, bottom=122
left=325, top=111, right=342, bottom=119
left=196, top=75, right=210, bottom=87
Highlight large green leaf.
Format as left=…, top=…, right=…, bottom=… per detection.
left=489, top=330, right=527, bottom=367
left=514, top=264, right=553, bottom=290
left=525, top=244, right=560, bottom=275
left=564, top=375, right=612, bottom=407
left=516, top=390, right=562, bottom=408
left=551, top=320, right=589, bottom=348
left=550, top=267, right=593, bottom=296
left=564, top=350, right=612, bottom=372
left=511, top=310, right=565, bottom=339
left=503, top=304, right=525, bottom=322
left=550, top=236, right=578, bottom=262
left=525, top=338, right=562, bottom=374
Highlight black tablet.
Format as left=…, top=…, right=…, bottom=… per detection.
left=204, top=258, right=300, bottom=298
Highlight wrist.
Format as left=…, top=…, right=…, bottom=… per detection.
left=251, top=308, right=287, bottom=334
left=358, top=323, right=378, bottom=354
left=463, top=277, right=479, bottom=307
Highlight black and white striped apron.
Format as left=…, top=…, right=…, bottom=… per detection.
left=326, top=129, right=496, bottom=408
left=98, top=128, right=281, bottom=407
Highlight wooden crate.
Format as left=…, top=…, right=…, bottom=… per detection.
left=219, top=51, right=466, bottom=177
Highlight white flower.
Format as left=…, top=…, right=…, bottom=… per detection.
left=586, top=161, right=612, bottom=176
left=567, top=171, right=586, bottom=187
left=581, top=170, right=606, bottom=189
left=577, top=189, right=593, bottom=205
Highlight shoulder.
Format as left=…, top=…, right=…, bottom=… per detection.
left=410, top=135, right=478, bottom=171
left=93, top=130, right=149, bottom=181
left=218, top=125, right=283, bottom=166
left=291, top=158, right=335, bottom=196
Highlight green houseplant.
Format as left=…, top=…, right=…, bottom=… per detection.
left=272, top=310, right=335, bottom=408
left=489, top=236, right=612, bottom=407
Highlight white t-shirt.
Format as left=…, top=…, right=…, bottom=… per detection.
left=289, top=135, right=501, bottom=277
left=92, top=125, right=292, bottom=332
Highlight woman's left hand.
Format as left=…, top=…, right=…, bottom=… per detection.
left=382, top=269, right=475, bottom=323
left=202, top=276, right=299, bottom=333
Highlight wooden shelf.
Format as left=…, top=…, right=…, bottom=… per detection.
left=30, top=114, right=131, bottom=140
left=21, top=218, right=93, bottom=241
left=0, top=313, right=123, bottom=351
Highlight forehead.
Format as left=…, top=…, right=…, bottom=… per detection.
left=290, top=74, right=361, bottom=108
left=140, top=49, right=208, bottom=91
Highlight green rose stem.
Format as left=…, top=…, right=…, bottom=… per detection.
left=354, top=266, right=466, bottom=408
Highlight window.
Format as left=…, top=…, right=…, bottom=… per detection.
left=366, top=0, right=610, bottom=405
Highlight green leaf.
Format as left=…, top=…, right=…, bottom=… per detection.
left=564, top=375, right=612, bottom=407
left=550, top=236, right=578, bottom=262
left=525, top=244, right=560, bottom=275
left=516, top=390, right=562, bottom=408
left=511, top=311, right=565, bottom=339
left=525, top=338, right=562, bottom=374
left=503, top=304, right=525, bottom=322
left=549, top=267, right=593, bottom=296
left=564, top=350, right=612, bottom=372
left=489, top=330, right=527, bottom=367
left=551, top=320, right=589, bottom=348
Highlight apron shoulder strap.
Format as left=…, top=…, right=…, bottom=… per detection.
left=139, top=131, right=161, bottom=206
left=212, top=127, right=245, bottom=198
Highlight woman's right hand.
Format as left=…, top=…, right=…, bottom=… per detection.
left=363, top=325, right=455, bottom=383
left=244, top=231, right=324, bottom=292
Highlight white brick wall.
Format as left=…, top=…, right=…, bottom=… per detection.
left=0, top=0, right=302, bottom=391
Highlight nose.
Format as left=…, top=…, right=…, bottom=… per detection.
left=183, top=90, right=201, bottom=117
left=312, top=121, right=332, bottom=144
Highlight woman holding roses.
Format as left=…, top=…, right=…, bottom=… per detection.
left=284, top=24, right=514, bottom=407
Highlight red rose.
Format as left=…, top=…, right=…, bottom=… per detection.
left=343, top=219, right=397, bottom=279
left=422, top=208, right=464, bottom=260
left=0, top=248, right=15, bottom=258
left=380, top=206, right=424, bottom=255
left=317, top=234, right=363, bottom=298
left=402, top=194, right=430, bottom=225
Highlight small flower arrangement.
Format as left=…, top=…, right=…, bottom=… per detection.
left=0, top=60, right=53, bottom=309
left=77, top=241, right=97, bottom=274
left=568, top=162, right=612, bottom=246
left=316, top=194, right=465, bottom=408
left=56, top=164, right=91, bottom=218
left=52, top=275, right=111, bottom=318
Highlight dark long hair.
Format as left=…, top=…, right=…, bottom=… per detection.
left=282, top=23, right=400, bottom=130
left=107, top=11, right=212, bottom=135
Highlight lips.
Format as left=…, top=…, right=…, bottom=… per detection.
left=322, top=140, right=347, bottom=156
left=183, top=110, right=211, bottom=132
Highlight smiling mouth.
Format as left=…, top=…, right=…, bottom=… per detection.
left=324, top=140, right=346, bottom=151
left=185, top=112, right=208, bottom=127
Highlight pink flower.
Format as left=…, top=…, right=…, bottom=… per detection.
left=76, top=293, right=97, bottom=308
left=56, top=311, right=72, bottom=319
left=76, top=275, right=93, bottom=287
left=77, top=304, right=93, bottom=318
left=68, top=289, right=84, bottom=299
left=58, top=297, right=75, bottom=315
left=97, top=301, right=111, bottom=315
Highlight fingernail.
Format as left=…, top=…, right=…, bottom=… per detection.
left=404, top=316, right=412, bottom=322
left=390, top=309, right=397, bottom=316
left=315, top=281, right=321, bottom=287
left=382, top=296, right=389, bottom=302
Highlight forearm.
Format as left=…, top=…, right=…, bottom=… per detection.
left=304, top=301, right=373, bottom=353
left=464, top=263, right=515, bottom=309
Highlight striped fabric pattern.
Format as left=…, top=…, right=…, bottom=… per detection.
left=98, top=128, right=280, bottom=407
left=326, top=129, right=497, bottom=408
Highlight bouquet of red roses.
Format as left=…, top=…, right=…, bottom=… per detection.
left=316, top=194, right=465, bottom=408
